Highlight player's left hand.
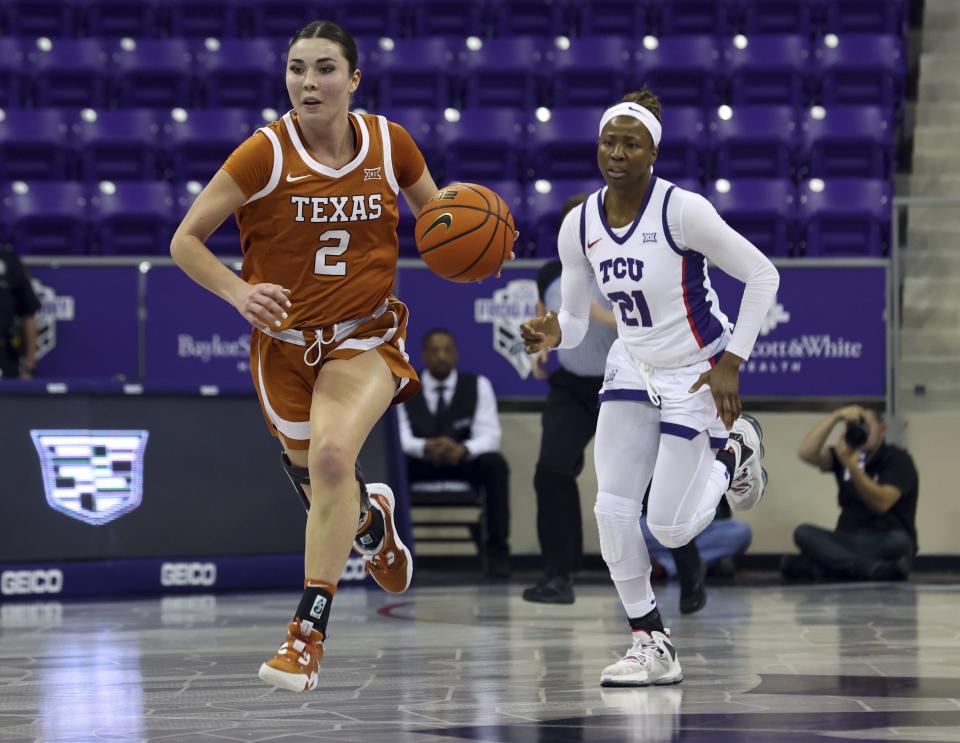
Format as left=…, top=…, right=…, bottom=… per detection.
left=689, top=353, right=743, bottom=430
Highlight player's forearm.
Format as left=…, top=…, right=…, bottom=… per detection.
left=170, top=232, right=248, bottom=307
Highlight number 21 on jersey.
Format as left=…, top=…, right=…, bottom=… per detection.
left=608, top=290, right=653, bottom=328
left=314, top=229, right=349, bottom=276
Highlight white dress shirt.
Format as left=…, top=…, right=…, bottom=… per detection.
left=398, top=369, right=502, bottom=460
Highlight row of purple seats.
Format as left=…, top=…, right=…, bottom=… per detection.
left=0, top=105, right=895, bottom=184
left=2, top=178, right=891, bottom=259
left=0, top=0, right=909, bottom=40
left=0, top=34, right=906, bottom=110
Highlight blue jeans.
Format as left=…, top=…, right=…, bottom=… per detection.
left=641, top=516, right=752, bottom=578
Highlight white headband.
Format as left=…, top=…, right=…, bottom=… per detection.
left=598, top=102, right=662, bottom=147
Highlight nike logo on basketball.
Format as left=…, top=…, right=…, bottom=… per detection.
left=421, top=212, right=453, bottom=239
left=286, top=172, right=312, bottom=182
left=587, top=238, right=601, bottom=249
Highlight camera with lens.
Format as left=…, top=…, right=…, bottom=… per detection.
left=844, top=417, right=870, bottom=449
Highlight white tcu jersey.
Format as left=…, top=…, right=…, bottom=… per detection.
left=577, top=177, right=731, bottom=368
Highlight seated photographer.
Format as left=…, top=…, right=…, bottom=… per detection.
left=785, top=405, right=919, bottom=581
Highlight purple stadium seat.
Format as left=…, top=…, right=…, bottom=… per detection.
left=727, top=35, right=812, bottom=107
left=172, top=182, right=241, bottom=255
left=0, top=110, right=74, bottom=181
left=334, top=0, right=404, bottom=39
left=0, top=38, right=26, bottom=107
left=638, top=36, right=722, bottom=108
left=462, top=37, right=547, bottom=109
left=815, top=34, right=905, bottom=109
left=822, top=0, right=907, bottom=35
left=706, top=178, right=796, bottom=256
left=166, top=108, right=257, bottom=182
left=711, top=104, right=798, bottom=179
left=28, top=39, right=110, bottom=108
left=167, top=0, right=241, bottom=37
left=111, top=39, right=193, bottom=108
left=733, top=0, right=818, bottom=35
left=435, top=108, right=527, bottom=181
left=489, top=0, right=568, bottom=37
left=91, top=181, right=174, bottom=255
left=82, top=0, right=161, bottom=37
left=528, top=106, right=604, bottom=180
left=2, top=0, right=78, bottom=37
left=801, top=105, right=892, bottom=179
left=194, top=39, right=281, bottom=108
left=548, top=36, right=635, bottom=108
left=74, top=109, right=165, bottom=182
left=572, top=0, right=649, bottom=37
left=648, top=0, right=732, bottom=35
left=652, top=105, right=707, bottom=182
left=372, top=38, right=460, bottom=109
left=246, top=1, right=340, bottom=38
left=799, top=178, right=891, bottom=256
left=2, top=182, right=88, bottom=255
left=524, top=178, right=603, bottom=255
left=407, top=0, right=487, bottom=37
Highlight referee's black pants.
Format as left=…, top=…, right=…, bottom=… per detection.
left=534, top=367, right=604, bottom=579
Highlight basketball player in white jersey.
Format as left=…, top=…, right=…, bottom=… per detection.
left=522, top=89, right=780, bottom=687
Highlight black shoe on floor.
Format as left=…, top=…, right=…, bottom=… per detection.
left=522, top=575, right=575, bottom=604
left=679, top=569, right=707, bottom=615
left=485, top=550, right=512, bottom=579
left=866, top=555, right=912, bottom=582
left=706, top=556, right=737, bottom=581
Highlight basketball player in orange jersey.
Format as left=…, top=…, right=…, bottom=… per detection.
left=170, top=21, right=444, bottom=692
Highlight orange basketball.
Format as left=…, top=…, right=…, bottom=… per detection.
left=415, top=182, right=516, bottom=283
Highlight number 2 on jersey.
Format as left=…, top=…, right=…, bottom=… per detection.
left=314, top=229, right=349, bottom=276
left=608, top=290, right=653, bottom=328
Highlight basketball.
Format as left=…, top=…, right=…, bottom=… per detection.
left=415, top=183, right=516, bottom=283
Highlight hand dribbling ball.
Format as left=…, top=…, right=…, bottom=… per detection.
left=415, top=183, right=516, bottom=283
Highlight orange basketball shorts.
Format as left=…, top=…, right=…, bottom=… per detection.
left=249, top=296, right=420, bottom=450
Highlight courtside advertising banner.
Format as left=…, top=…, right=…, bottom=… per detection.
left=397, top=263, right=887, bottom=399
left=27, top=266, right=139, bottom=380
left=144, top=265, right=252, bottom=388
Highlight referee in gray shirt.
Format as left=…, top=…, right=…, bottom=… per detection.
left=523, top=196, right=618, bottom=605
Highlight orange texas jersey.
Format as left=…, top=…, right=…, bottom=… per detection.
left=221, top=111, right=426, bottom=330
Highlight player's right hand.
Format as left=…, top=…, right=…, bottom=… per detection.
left=234, top=282, right=292, bottom=332
left=521, top=312, right=561, bottom=354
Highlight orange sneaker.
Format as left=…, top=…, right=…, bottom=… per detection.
left=356, top=484, right=413, bottom=593
left=257, top=619, right=324, bottom=692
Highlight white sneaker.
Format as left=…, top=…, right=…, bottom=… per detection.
left=600, top=629, right=683, bottom=687
left=724, top=414, right=766, bottom=512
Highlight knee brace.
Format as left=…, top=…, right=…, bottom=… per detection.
left=646, top=518, right=708, bottom=550
left=280, top=452, right=370, bottom=514
left=594, top=491, right=647, bottom=581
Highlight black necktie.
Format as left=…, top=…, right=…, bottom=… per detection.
left=435, top=383, right=451, bottom=435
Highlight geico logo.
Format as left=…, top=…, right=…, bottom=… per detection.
left=340, top=557, right=367, bottom=582
left=0, top=569, right=64, bottom=595
left=160, top=562, right=217, bottom=587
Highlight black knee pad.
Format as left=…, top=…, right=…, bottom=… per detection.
left=280, top=451, right=370, bottom=514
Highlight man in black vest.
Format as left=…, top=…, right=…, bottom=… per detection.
left=398, top=328, right=511, bottom=577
